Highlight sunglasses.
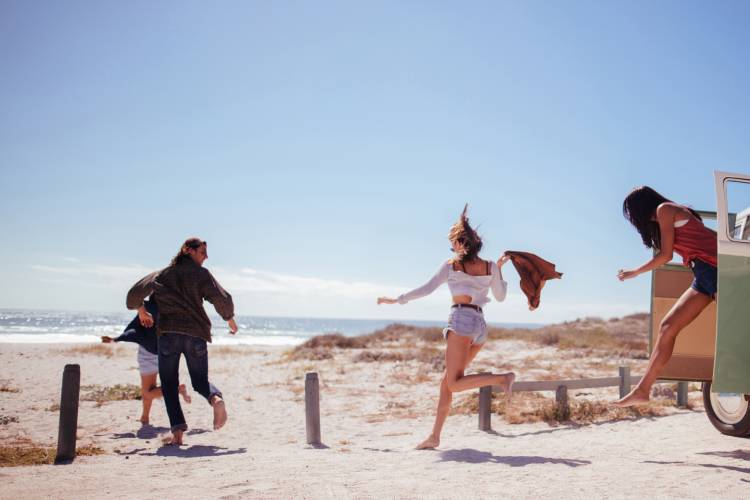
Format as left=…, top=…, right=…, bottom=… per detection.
left=186, top=240, right=207, bottom=250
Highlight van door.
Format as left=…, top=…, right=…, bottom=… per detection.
left=712, top=171, right=750, bottom=393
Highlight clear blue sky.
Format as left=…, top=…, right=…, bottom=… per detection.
left=1, top=1, right=748, bottom=323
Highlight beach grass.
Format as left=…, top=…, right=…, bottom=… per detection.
left=81, top=384, right=141, bottom=405
left=0, top=384, right=21, bottom=393
left=60, top=344, right=119, bottom=358
left=0, top=415, right=19, bottom=425
left=0, top=440, right=105, bottom=467
left=452, top=390, right=676, bottom=425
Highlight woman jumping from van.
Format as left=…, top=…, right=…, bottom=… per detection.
left=377, top=205, right=515, bottom=449
left=614, top=186, right=716, bottom=407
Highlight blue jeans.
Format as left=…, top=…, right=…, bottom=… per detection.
left=158, top=332, right=222, bottom=432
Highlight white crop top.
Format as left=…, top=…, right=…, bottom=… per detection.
left=397, top=260, right=508, bottom=307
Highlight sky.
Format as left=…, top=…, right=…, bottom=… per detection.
left=1, top=1, right=748, bottom=324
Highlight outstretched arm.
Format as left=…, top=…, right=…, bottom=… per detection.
left=490, top=258, right=509, bottom=302
left=378, top=262, right=449, bottom=305
left=201, top=270, right=238, bottom=334
left=618, top=204, right=676, bottom=281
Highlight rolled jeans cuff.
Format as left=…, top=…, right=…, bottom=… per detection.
left=209, top=386, right=223, bottom=404
left=171, top=423, right=188, bottom=433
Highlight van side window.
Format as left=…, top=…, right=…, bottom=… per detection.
left=726, top=180, right=750, bottom=242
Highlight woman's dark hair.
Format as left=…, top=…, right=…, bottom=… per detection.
left=623, top=186, right=701, bottom=249
left=448, top=204, right=483, bottom=262
left=170, top=237, right=206, bottom=266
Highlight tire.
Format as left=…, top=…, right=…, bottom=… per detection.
left=702, top=381, right=750, bottom=437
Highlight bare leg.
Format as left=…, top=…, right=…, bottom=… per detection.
left=417, top=332, right=514, bottom=449
left=613, top=287, right=713, bottom=407
left=140, top=373, right=158, bottom=425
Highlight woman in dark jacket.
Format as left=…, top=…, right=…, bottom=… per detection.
left=102, top=299, right=191, bottom=425
left=127, top=237, right=238, bottom=445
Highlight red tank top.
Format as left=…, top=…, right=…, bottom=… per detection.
left=672, top=217, right=717, bottom=268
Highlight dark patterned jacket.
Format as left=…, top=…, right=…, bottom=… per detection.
left=126, top=258, right=234, bottom=342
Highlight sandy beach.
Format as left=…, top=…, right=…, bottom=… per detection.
left=1, top=319, right=749, bottom=499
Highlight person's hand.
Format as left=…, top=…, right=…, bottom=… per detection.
left=497, top=253, right=511, bottom=268
left=138, top=306, right=154, bottom=328
left=377, top=297, right=398, bottom=305
left=101, top=336, right=114, bottom=343
left=227, top=318, right=238, bottom=335
left=617, top=269, right=639, bottom=281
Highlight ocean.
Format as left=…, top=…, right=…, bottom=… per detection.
left=0, top=309, right=542, bottom=346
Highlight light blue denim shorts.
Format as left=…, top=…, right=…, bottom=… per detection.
left=137, top=345, right=159, bottom=375
left=443, top=306, right=487, bottom=345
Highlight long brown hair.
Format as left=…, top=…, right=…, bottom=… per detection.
left=448, top=204, right=483, bottom=263
left=623, top=186, right=701, bottom=250
left=170, top=237, right=206, bottom=266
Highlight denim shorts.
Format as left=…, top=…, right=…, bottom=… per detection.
left=690, top=259, right=717, bottom=298
left=443, top=306, right=487, bottom=345
left=137, top=345, right=159, bottom=375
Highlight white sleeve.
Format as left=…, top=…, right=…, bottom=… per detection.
left=397, top=262, right=450, bottom=304
left=489, top=261, right=508, bottom=302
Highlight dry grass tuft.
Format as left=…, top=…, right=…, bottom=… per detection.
left=46, top=403, right=60, bottom=412
left=210, top=346, right=255, bottom=357
left=1, top=415, right=19, bottom=425
left=60, top=344, right=116, bottom=357
left=354, top=346, right=443, bottom=368
left=452, top=390, right=673, bottom=425
left=0, top=440, right=105, bottom=467
left=0, top=384, right=20, bottom=393
left=81, top=384, right=141, bottom=405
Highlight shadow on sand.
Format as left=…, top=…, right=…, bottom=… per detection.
left=142, top=445, right=247, bottom=458
left=644, top=457, right=750, bottom=475
left=111, top=425, right=171, bottom=440
left=439, top=448, right=590, bottom=467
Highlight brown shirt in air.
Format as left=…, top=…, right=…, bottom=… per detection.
left=505, top=251, right=563, bottom=310
left=126, top=258, right=234, bottom=342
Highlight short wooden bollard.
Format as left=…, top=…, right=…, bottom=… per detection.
left=478, top=386, right=492, bottom=431
left=55, top=364, right=80, bottom=464
left=619, top=366, right=631, bottom=398
left=555, top=385, right=570, bottom=421
left=677, top=381, right=689, bottom=407
left=305, top=372, right=321, bottom=445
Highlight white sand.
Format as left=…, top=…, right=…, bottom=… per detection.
left=1, top=343, right=749, bottom=499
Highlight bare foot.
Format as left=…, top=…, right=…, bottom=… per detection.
left=612, top=387, right=650, bottom=407
left=139, top=416, right=149, bottom=425
left=212, top=397, right=228, bottom=430
left=416, top=435, right=440, bottom=450
left=179, top=384, right=192, bottom=404
left=166, top=430, right=184, bottom=446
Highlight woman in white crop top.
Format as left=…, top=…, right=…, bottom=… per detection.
left=377, top=205, right=516, bottom=450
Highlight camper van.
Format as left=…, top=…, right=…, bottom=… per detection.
left=650, top=171, right=750, bottom=436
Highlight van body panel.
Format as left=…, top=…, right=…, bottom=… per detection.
left=713, top=171, right=750, bottom=394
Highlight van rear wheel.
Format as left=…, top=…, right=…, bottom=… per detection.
left=702, top=382, right=750, bottom=437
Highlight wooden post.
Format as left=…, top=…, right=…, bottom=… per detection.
left=478, top=386, right=492, bottom=431
left=677, top=381, right=689, bottom=407
left=305, top=372, right=321, bottom=445
left=619, top=366, right=631, bottom=399
left=55, top=364, right=80, bottom=464
left=555, top=385, right=570, bottom=421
